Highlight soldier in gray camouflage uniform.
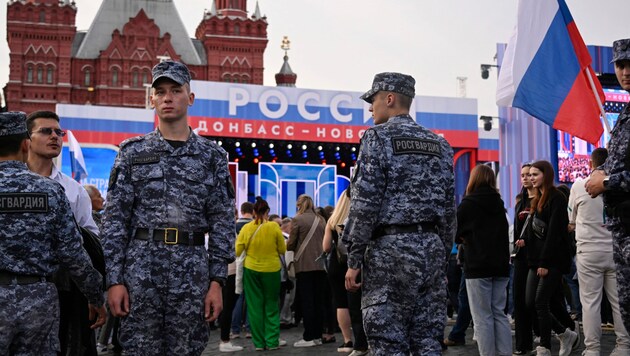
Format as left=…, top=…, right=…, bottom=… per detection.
left=0, top=111, right=105, bottom=355
left=102, top=60, right=236, bottom=355
left=586, top=39, right=630, bottom=336
left=343, top=73, right=456, bottom=355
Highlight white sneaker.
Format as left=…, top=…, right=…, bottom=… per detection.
left=219, top=341, right=243, bottom=352
left=536, top=346, right=551, bottom=356
left=293, top=339, right=320, bottom=347
left=279, top=339, right=287, bottom=347
left=556, top=328, right=578, bottom=356
left=610, top=346, right=630, bottom=356
left=348, top=350, right=369, bottom=356
left=581, top=349, right=600, bottom=356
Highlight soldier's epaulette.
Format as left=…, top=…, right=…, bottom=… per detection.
left=118, top=135, right=145, bottom=149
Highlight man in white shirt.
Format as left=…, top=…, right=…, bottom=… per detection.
left=26, top=110, right=100, bottom=356
left=26, top=111, right=98, bottom=234
left=569, top=148, right=630, bottom=356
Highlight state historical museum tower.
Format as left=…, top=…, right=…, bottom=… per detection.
left=4, top=0, right=268, bottom=113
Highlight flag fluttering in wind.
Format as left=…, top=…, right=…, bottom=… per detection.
left=67, top=130, right=88, bottom=182
left=496, top=0, right=605, bottom=145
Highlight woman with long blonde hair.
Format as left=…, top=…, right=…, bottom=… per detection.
left=322, top=189, right=368, bottom=354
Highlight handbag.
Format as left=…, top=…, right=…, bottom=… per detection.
left=317, top=238, right=337, bottom=274
left=531, top=215, right=547, bottom=240
left=235, top=224, right=263, bottom=294
left=79, top=226, right=106, bottom=291
left=287, top=216, right=320, bottom=278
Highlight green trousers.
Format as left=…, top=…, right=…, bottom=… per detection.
left=243, top=267, right=281, bottom=349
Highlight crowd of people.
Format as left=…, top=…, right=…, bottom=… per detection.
left=2, top=38, right=630, bottom=356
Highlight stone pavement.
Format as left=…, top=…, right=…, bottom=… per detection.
left=99, top=321, right=622, bottom=355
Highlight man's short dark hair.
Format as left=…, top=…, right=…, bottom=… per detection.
left=26, top=111, right=59, bottom=133
left=591, top=147, right=608, bottom=168
left=240, top=201, right=254, bottom=215
left=396, top=93, right=413, bottom=110
left=0, top=132, right=29, bottom=156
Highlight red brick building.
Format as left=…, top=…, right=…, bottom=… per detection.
left=4, top=0, right=268, bottom=113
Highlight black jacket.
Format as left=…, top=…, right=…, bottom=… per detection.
left=455, top=185, right=510, bottom=279
left=525, top=189, right=572, bottom=273
left=513, top=190, right=532, bottom=261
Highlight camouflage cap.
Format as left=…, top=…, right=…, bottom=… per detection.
left=611, top=39, right=630, bottom=63
left=151, top=60, right=191, bottom=87
left=0, top=111, right=28, bottom=137
left=360, top=72, right=416, bottom=103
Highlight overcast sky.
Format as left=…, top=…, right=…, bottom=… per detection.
left=0, top=0, right=627, bottom=116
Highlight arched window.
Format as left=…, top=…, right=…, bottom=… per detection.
left=46, top=66, right=53, bottom=84
left=132, top=70, right=139, bottom=87
left=37, top=66, right=43, bottom=83
left=234, top=24, right=240, bottom=36
left=39, top=10, right=46, bottom=23
left=112, top=68, right=119, bottom=87
left=142, top=71, right=149, bottom=85
left=27, top=65, right=33, bottom=83
left=84, top=69, right=91, bottom=86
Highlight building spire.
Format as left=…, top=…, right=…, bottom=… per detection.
left=252, top=1, right=261, bottom=19
left=210, top=0, right=217, bottom=16
left=275, top=36, right=297, bottom=87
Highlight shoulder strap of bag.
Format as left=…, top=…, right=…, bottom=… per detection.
left=519, top=214, right=532, bottom=240
left=294, top=216, right=320, bottom=262
left=244, top=223, right=264, bottom=252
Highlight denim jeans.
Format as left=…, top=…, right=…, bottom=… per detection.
left=563, top=258, right=582, bottom=317
left=231, top=293, right=250, bottom=334
left=466, top=277, right=512, bottom=356
left=448, top=272, right=472, bottom=342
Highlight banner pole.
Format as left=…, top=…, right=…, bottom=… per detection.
left=585, top=67, right=612, bottom=134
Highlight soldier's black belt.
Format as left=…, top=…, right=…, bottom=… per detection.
left=134, top=228, right=205, bottom=246
left=373, top=222, right=438, bottom=238
left=0, top=271, right=51, bottom=285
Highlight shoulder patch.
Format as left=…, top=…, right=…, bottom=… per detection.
left=0, top=193, right=48, bottom=213
left=132, top=154, right=161, bottom=165
left=391, top=137, right=442, bottom=157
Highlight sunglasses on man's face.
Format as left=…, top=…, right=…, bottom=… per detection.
left=32, top=128, right=66, bottom=137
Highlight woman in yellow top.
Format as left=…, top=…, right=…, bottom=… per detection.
left=235, top=196, right=287, bottom=351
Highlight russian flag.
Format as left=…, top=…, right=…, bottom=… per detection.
left=67, top=130, right=88, bottom=182
left=496, top=0, right=605, bottom=145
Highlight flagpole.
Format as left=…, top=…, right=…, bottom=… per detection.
left=585, top=67, right=612, bottom=134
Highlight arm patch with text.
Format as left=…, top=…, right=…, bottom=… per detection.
left=391, top=137, right=442, bottom=157
left=0, top=193, right=48, bottom=213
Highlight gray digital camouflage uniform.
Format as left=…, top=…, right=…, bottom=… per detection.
left=602, top=101, right=630, bottom=333
left=102, top=128, right=235, bottom=355
left=0, top=160, right=104, bottom=355
left=343, top=114, right=456, bottom=355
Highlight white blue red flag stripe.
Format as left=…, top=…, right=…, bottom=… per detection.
left=496, top=0, right=605, bottom=145
left=67, top=130, right=88, bottom=182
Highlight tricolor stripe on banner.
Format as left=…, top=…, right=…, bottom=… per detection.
left=496, top=0, right=604, bottom=145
